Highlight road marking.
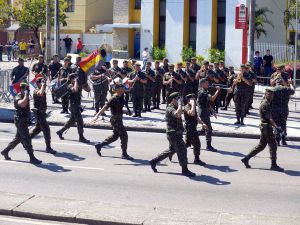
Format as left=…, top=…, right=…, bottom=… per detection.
left=0, top=215, right=64, bottom=225
left=0, top=160, right=105, bottom=171
left=0, top=138, right=120, bottom=149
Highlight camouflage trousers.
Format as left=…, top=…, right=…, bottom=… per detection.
left=199, top=112, right=212, bottom=145
left=103, top=118, right=128, bottom=152
left=59, top=105, right=84, bottom=137
left=185, top=126, right=201, bottom=157
left=144, top=88, right=153, bottom=106
left=272, top=112, right=288, bottom=135
left=94, top=89, right=108, bottom=113
left=246, top=124, right=277, bottom=161
left=152, top=132, right=188, bottom=167
left=5, top=117, right=33, bottom=154
left=30, top=112, right=51, bottom=148
left=234, top=92, right=249, bottom=118
left=152, top=85, right=162, bottom=105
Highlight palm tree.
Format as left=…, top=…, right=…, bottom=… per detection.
left=254, top=7, right=274, bottom=40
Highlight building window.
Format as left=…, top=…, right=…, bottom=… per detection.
left=65, top=0, right=75, bottom=12
left=159, top=0, right=166, bottom=48
left=217, top=0, right=226, bottom=50
left=135, top=0, right=141, bottom=9
left=189, top=0, right=197, bottom=50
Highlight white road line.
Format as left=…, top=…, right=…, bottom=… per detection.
left=0, top=160, right=105, bottom=171
left=0, top=216, right=64, bottom=225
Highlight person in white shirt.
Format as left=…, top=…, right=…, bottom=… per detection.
left=142, top=47, right=149, bottom=70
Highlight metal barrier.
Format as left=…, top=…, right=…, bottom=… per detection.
left=0, top=70, right=12, bottom=103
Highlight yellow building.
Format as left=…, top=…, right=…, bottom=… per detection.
left=62, top=0, right=113, bottom=33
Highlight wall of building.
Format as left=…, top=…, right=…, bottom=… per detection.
left=62, top=0, right=87, bottom=33
left=141, top=0, right=154, bottom=57
left=113, top=0, right=130, bottom=23
left=113, top=28, right=129, bottom=50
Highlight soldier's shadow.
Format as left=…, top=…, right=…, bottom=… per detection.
left=284, top=170, right=300, bottom=176
left=203, top=164, right=238, bottom=173
left=114, top=158, right=167, bottom=167
left=35, top=150, right=85, bottom=161
left=214, top=149, right=246, bottom=157
left=14, top=160, right=71, bottom=173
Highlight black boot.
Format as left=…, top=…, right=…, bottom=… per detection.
left=182, top=166, right=196, bottom=177
left=1, top=149, right=11, bottom=160
left=29, top=153, right=42, bottom=165
left=270, top=161, right=284, bottom=172
left=149, top=159, right=158, bottom=172
left=206, top=142, right=217, bottom=152
left=221, top=106, right=227, bottom=110
left=132, top=111, right=138, bottom=117
left=46, top=147, right=57, bottom=155
left=194, top=156, right=206, bottom=166
left=138, top=111, right=142, bottom=117
left=122, top=151, right=134, bottom=160
left=241, top=157, right=251, bottom=168
left=234, top=117, right=241, bottom=125
left=276, top=137, right=281, bottom=146
left=143, top=105, right=147, bottom=112
left=79, top=136, right=90, bottom=143
left=281, top=136, right=287, bottom=146
left=168, top=152, right=174, bottom=161
left=156, top=102, right=160, bottom=109
left=147, top=105, right=151, bottom=112
left=240, top=117, right=245, bottom=126
left=95, top=142, right=106, bottom=157
left=151, top=103, right=156, bottom=110
left=56, top=130, right=64, bottom=140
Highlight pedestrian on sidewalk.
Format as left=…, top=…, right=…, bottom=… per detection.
left=0, top=42, right=3, bottom=61
left=93, top=78, right=134, bottom=160
left=1, top=83, right=42, bottom=164
left=63, top=35, right=73, bottom=54
left=263, top=49, right=274, bottom=85
left=76, top=38, right=83, bottom=54
left=142, top=47, right=150, bottom=70
left=241, top=87, right=284, bottom=172
left=149, top=92, right=196, bottom=177
left=5, top=41, right=12, bottom=61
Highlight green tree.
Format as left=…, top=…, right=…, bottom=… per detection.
left=13, top=0, right=68, bottom=53
left=0, top=0, right=11, bottom=26
left=254, top=7, right=274, bottom=39
left=284, top=0, right=299, bottom=28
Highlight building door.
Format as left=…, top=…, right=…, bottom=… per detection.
left=134, top=29, right=140, bottom=59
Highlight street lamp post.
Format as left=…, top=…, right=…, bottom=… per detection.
left=294, top=0, right=298, bottom=87
left=54, top=0, right=60, bottom=58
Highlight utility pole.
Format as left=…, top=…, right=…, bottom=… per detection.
left=45, top=0, right=51, bottom=64
left=294, top=0, right=299, bottom=87
left=54, top=0, right=60, bottom=58
left=248, top=0, right=255, bottom=63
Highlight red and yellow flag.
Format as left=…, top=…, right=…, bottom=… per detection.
left=79, top=50, right=101, bottom=72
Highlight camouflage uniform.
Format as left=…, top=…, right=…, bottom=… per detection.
left=163, top=71, right=182, bottom=101
left=72, top=63, right=87, bottom=93
left=150, top=103, right=188, bottom=167
left=198, top=88, right=213, bottom=148
left=272, top=85, right=295, bottom=144
left=152, top=67, right=164, bottom=108
left=49, top=61, right=62, bottom=102
left=247, top=69, right=257, bottom=113
left=10, top=65, right=29, bottom=84
left=223, top=70, right=236, bottom=109
left=58, top=66, right=73, bottom=112
left=97, top=94, right=129, bottom=154
left=32, top=62, right=48, bottom=77
left=185, top=68, right=196, bottom=96
left=129, top=71, right=147, bottom=116
left=92, top=68, right=109, bottom=113
left=143, top=68, right=155, bottom=111
left=3, top=93, right=33, bottom=155
left=161, top=64, right=169, bottom=103
left=177, top=68, right=187, bottom=96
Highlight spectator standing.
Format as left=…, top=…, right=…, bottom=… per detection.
left=142, top=47, right=149, bottom=70
left=263, top=49, right=274, bottom=85
left=5, top=42, right=12, bottom=61
left=253, top=51, right=263, bottom=77
left=19, top=40, right=27, bottom=59
left=63, top=35, right=73, bottom=54
left=0, top=42, right=3, bottom=61
left=76, top=38, right=83, bottom=54
left=12, top=40, right=19, bottom=61
left=28, top=38, right=35, bottom=56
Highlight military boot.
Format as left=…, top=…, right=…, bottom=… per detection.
left=182, top=166, right=196, bottom=177
left=132, top=111, right=138, bottom=117
left=270, top=161, right=284, bottom=172
left=194, top=156, right=206, bottom=166
left=276, top=137, right=281, bottom=146
left=234, top=117, right=241, bottom=125
left=147, top=105, right=151, bottom=112
left=156, top=102, right=160, bottom=109
left=29, top=153, right=42, bottom=165
left=281, top=136, right=287, bottom=146
left=46, top=147, right=57, bottom=155
left=1, top=148, right=11, bottom=160
left=206, top=142, right=217, bottom=152
left=95, top=142, right=107, bottom=157
left=79, top=136, right=90, bottom=143
left=240, top=117, right=245, bottom=126
left=241, top=157, right=251, bottom=168
left=149, top=159, right=158, bottom=173
left=122, top=150, right=134, bottom=160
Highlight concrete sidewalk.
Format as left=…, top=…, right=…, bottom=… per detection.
left=1, top=191, right=299, bottom=225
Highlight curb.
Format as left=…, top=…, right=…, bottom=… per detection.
left=1, top=119, right=300, bottom=141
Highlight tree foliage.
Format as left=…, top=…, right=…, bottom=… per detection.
left=284, top=0, right=299, bottom=28
left=0, top=0, right=11, bottom=25
left=254, top=7, right=274, bottom=39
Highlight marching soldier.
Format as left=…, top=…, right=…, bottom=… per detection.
left=246, top=63, right=257, bottom=114
left=270, top=65, right=289, bottom=87
left=56, top=74, right=90, bottom=143
left=129, top=63, right=147, bottom=117
left=93, top=78, right=134, bottom=160
left=91, top=66, right=110, bottom=115
left=49, top=54, right=62, bottom=104
left=10, top=57, right=29, bottom=84
left=198, top=78, right=221, bottom=152
left=241, top=88, right=284, bottom=172
left=143, top=61, right=155, bottom=112
left=191, top=57, right=201, bottom=73
left=169, top=94, right=207, bottom=165
left=121, top=60, right=133, bottom=74
left=272, top=78, right=295, bottom=145
left=32, top=55, right=48, bottom=77
left=58, top=57, right=73, bottom=114
left=149, top=92, right=196, bottom=177
left=110, top=59, right=122, bottom=76
left=185, top=61, right=197, bottom=96
left=176, top=62, right=187, bottom=96
left=121, top=60, right=133, bottom=112
left=163, top=64, right=182, bottom=102
left=161, top=58, right=169, bottom=104
left=232, top=64, right=253, bottom=125
left=152, top=61, right=164, bottom=109
left=72, top=56, right=88, bottom=94
left=1, top=83, right=42, bottom=164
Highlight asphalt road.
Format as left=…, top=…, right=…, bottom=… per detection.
left=0, top=215, right=82, bottom=225
left=0, top=122, right=299, bottom=219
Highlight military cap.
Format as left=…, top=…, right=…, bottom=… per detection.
left=191, top=57, right=196, bottom=60
left=146, top=61, right=152, bottom=65
left=64, top=57, right=70, bottom=62
left=168, top=64, right=175, bottom=68
left=214, top=61, right=219, bottom=64
left=168, top=92, right=181, bottom=100
left=265, top=87, right=275, bottom=93
left=123, top=60, right=128, bottom=63
left=277, top=64, right=285, bottom=69
left=18, top=57, right=24, bottom=62
left=53, top=54, right=59, bottom=57
left=240, top=64, right=246, bottom=68
left=247, top=61, right=252, bottom=66
left=229, top=66, right=234, bottom=69
left=245, top=63, right=251, bottom=68
left=177, top=62, right=183, bottom=66
left=202, top=60, right=209, bottom=65
left=38, top=54, right=44, bottom=58
left=20, top=82, right=29, bottom=89
left=219, top=60, right=224, bottom=63
left=113, top=59, right=118, bottom=63
left=186, top=93, right=195, bottom=99
left=200, top=78, right=208, bottom=84
left=135, top=62, right=141, bottom=66
left=155, top=60, right=160, bottom=64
